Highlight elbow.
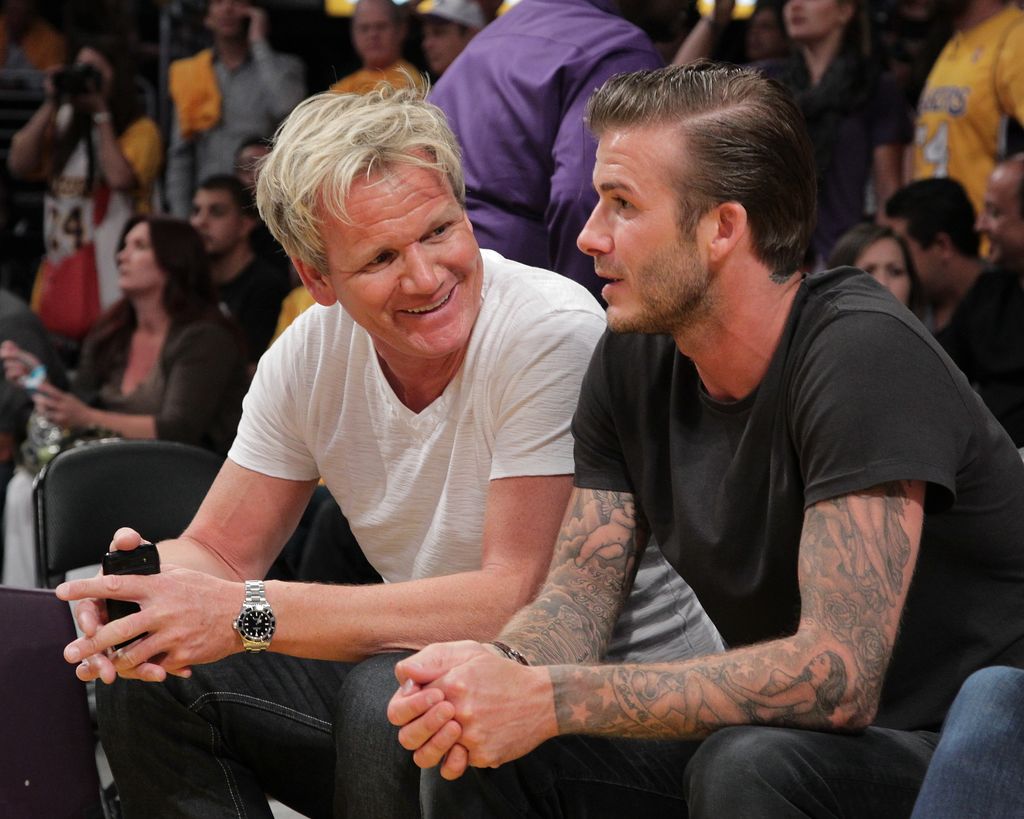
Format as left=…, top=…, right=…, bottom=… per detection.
left=829, top=680, right=882, bottom=733
left=832, top=702, right=877, bottom=733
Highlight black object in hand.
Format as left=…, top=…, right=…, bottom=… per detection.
left=52, top=63, right=102, bottom=96
left=101, top=542, right=160, bottom=648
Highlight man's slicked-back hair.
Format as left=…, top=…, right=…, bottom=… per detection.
left=256, top=83, right=465, bottom=273
left=585, top=62, right=817, bottom=280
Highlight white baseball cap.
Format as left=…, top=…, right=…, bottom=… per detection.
left=416, top=0, right=485, bottom=28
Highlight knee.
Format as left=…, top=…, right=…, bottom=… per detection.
left=941, top=666, right=1024, bottom=752
left=953, top=666, right=1024, bottom=715
left=685, top=727, right=814, bottom=812
left=334, top=652, right=410, bottom=749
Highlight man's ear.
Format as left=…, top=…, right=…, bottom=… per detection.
left=705, top=201, right=748, bottom=264
left=933, top=231, right=955, bottom=259
left=293, top=258, right=339, bottom=307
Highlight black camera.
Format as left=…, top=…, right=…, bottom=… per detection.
left=52, top=63, right=102, bottom=96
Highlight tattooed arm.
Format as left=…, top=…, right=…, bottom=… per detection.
left=390, top=480, right=924, bottom=777
left=550, top=480, right=924, bottom=738
left=497, top=487, right=645, bottom=665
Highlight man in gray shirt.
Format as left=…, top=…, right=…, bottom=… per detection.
left=165, top=0, right=305, bottom=217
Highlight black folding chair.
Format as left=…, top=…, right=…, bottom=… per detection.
left=34, top=439, right=224, bottom=588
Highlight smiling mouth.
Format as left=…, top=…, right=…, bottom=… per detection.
left=402, top=288, right=453, bottom=315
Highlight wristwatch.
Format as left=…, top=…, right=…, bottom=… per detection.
left=232, top=580, right=276, bottom=652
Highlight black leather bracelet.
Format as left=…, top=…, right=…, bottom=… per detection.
left=489, top=640, right=530, bottom=666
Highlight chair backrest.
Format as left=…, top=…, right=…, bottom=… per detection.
left=34, top=439, right=224, bottom=588
left=0, top=586, right=103, bottom=818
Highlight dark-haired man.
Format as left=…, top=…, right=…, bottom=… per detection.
left=190, top=174, right=288, bottom=370
left=392, top=63, right=1024, bottom=818
left=941, top=154, right=1024, bottom=446
left=883, top=177, right=983, bottom=338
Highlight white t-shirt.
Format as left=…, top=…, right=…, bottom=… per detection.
left=230, top=250, right=723, bottom=661
left=232, top=250, right=603, bottom=582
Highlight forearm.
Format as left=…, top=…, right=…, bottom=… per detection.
left=82, top=407, right=156, bottom=439
left=267, top=566, right=541, bottom=663
left=7, top=101, right=56, bottom=178
left=94, top=118, right=137, bottom=190
left=495, top=488, right=640, bottom=666
left=495, top=560, right=628, bottom=666
left=549, top=631, right=864, bottom=742
left=672, top=17, right=722, bottom=65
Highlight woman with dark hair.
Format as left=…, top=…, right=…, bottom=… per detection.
left=760, top=0, right=912, bottom=266
left=828, top=221, right=924, bottom=315
left=0, top=217, right=247, bottom=586
left=7, top=36, right=163, bottom=344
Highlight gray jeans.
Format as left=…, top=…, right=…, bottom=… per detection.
left=97, top=651, right=417, bottom=819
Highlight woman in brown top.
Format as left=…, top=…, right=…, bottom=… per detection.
left=2, top=216, right=247, bottom=456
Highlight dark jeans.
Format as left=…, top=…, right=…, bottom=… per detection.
left=97, top=651, right=418, bottom=819
left=423, top=724, right=939, bottom=819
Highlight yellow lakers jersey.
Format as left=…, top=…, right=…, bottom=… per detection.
left=913, top=5, right=1024, bottom=217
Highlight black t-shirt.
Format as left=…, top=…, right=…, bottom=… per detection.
left=940, top=268, right=1024, bottom=445
left=573, top=267, right=1024, bottom=731
left=218, top=257, right=290, bottom=364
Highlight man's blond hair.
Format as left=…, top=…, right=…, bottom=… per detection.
left=256, top=83, right=465, bottom=273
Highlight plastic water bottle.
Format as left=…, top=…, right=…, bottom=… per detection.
left=20, top=365, right=65, bottom=470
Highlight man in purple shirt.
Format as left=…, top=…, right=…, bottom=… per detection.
left=430, top=0, right=669, bottom=301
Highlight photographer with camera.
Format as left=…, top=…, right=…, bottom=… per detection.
left=7, top=38, right=162, bottom=349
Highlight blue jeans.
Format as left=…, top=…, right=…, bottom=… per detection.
left=910, top=666, right=1024, bottom=819
left=422, top=724, right=939, bottom=818
left=97, top=651, right=418, bottom=818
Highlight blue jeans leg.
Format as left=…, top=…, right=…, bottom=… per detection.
left=910, top=666, right=1024, bottom=819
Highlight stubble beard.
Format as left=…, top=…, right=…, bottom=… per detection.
left=604, top=241, right=715, bottom=336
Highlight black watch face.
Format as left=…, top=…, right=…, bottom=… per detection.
left=239, top=608, right=276, bottom=640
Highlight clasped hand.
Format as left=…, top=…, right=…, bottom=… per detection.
left=387, top=641, right=558, bottom=780
left=56, top=527, right=240, bottom=684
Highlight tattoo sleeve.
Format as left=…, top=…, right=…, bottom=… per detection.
left=548, top=480, right=923, bottom=740
left=497, top=488, right=644, bottom=666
